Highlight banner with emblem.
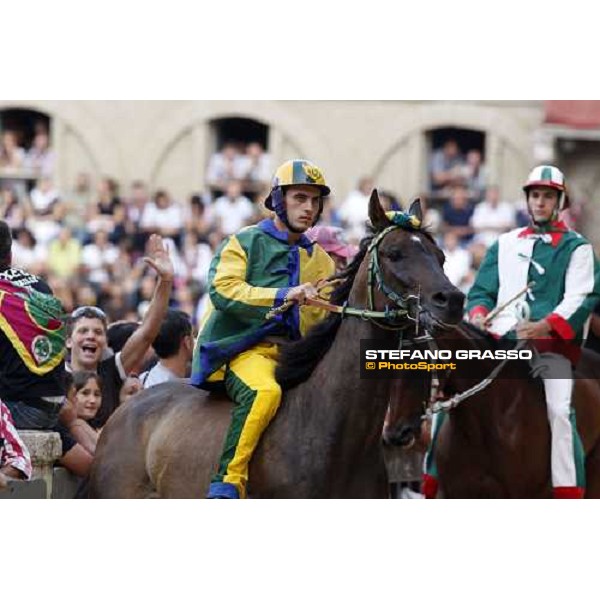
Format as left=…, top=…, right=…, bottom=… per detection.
left=0, top=280, right=66, bottom=375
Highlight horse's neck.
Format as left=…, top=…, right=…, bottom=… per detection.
left=287, top=316, right=394, bottom=438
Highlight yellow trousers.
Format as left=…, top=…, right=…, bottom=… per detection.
left=213, top=343, right=282, bottom=498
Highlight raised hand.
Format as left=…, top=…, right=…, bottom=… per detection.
left=143, top=234, right=174, bottom=282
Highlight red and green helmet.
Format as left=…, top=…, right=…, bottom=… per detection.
left=523, top=165, right=569, bottom=210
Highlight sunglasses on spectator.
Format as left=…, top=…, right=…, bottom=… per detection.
left=70, top=306, right=108, bottom=322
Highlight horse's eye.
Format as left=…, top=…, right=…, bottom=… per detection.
left=384, top=249, right=402, bottom=261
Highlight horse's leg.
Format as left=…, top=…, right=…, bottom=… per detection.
left=573, top=379, right=600, bottom=498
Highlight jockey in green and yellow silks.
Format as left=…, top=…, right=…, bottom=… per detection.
left=423, top=165, right=600, bottom=499
left=192, top=159, right=335, bottom=499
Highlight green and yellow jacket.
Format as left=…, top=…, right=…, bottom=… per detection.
left=191, top=219, right=335, bottom=387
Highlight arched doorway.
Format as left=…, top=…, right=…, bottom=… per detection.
left=205, top=116, right=271, bottom=199
left=427, top=126, right=486, bottom=204
left=0, top=108, right=53, bottom=198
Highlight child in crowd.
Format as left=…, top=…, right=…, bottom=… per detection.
left=60, top=371, right=104, bottom=457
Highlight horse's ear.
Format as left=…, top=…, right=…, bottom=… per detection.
left=408, top=197, right=423, bottom=223
left=368, top=188, right=390, bottom=231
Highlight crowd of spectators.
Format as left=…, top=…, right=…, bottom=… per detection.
left=0, top=137, right=553, bottom=332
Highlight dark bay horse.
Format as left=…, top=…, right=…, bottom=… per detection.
left=385, top=322, right=600, bottom=498
left=88, top=191, right=464, bottom=498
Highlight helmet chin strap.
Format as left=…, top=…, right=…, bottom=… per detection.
left=530, top=211, right=559, bottom=227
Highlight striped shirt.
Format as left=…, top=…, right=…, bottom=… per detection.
left=0, top=400, right=32, bottom=479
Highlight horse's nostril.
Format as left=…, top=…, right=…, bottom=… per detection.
left=432, top=290, right=465, bottom=313
left=432, top=291, right=449, bottom=307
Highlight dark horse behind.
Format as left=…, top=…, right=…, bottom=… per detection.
left=88, top=191, right=464, bottom=498
left=384, top=322, right=600, bottom=498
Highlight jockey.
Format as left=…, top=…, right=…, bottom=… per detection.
left=191, top=159, right=336, bottom=499
left=423, top=165, right=600, bottom=499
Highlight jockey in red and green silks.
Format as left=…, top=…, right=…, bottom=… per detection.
left=423, top=165, right=600, bottom=499
left=191, top=159, right=335, bottom=499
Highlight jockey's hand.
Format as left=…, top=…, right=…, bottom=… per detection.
left=143, top=234, right=174, bottom=282
left=285, top=283, right=319, bottom=305
left=516, top=319, right=551, bottom=340
left=470, top=314, right=490, bottom=331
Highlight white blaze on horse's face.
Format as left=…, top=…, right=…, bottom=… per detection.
left=411, top=235, right=422, bottom=244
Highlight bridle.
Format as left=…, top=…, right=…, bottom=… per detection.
left=267, top=223, right=424, bottom=331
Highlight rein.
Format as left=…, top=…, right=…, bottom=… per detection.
left=425, top=336, right=529, bottom=416
left=266, top=224, right=421, bottom=330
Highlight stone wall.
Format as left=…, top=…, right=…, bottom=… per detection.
left=0, top=430, right=70, bottom=499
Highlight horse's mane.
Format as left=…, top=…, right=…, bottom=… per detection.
left=275, top=233, right=373, bottom=391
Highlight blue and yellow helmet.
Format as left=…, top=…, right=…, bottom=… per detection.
left=265, top=159, right=330, bottom=210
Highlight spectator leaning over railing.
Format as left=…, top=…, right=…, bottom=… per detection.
left=238, top=142, right=271, bottom=193
left=23, top=130, right=54, bottom=178
left=0, top=131, right=25, bottom=172
left=429, top=138, right=465, bottom=194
